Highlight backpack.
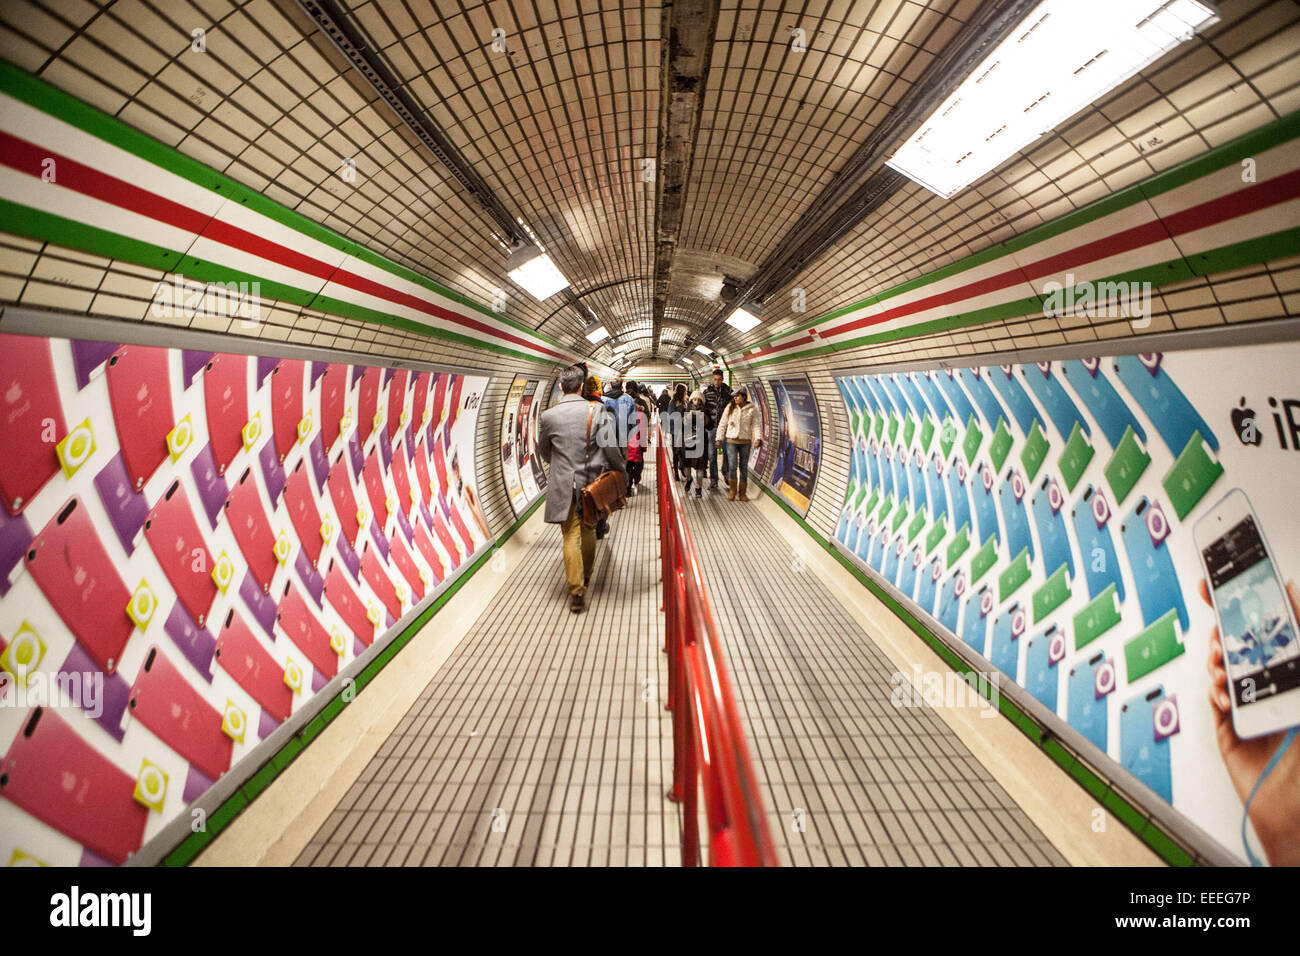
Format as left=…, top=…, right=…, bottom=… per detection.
left=614, top=392, right=636, bottom=444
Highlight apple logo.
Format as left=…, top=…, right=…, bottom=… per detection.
left=1233, top=397, right=1262, bottom=446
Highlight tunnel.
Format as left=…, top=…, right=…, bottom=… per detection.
left=0, top=0, right=1298, bottom=895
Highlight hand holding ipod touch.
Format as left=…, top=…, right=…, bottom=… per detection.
left=1195, top=489, right=1300, bottom=740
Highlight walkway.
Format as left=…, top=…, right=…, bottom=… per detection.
left=294, top=479, right=679, bottom=866
left=293, top=450, right=1065, bottom=866
left=685, top=485, right=1066, bottom=866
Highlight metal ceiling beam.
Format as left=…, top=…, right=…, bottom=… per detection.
left=294, top=0, right=596, bottom=353
left=297, top=0, right=522, bottom=244
left=651, top=0, right=720, bottom=357
left=676, top=0, right=1042, bottom=362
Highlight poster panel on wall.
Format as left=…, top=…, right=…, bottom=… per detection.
left=528, top=381, right=549, bottom=496
left=746, top=380, right=773, bottom=478
left=500, top=376, right=547, bottom=518
left=830, top=343, right=1300, bottom=865
left=768, top=376, right=822, bottom=514
left=517, top=383, right=540, bottom=501
left=0, top=331, right=490, bottom=866
left=501, top=377, right=527, bottom=514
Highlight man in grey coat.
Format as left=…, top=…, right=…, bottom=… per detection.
left=537, top=364, right=626, bottom=613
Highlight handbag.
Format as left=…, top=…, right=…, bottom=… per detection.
left=579, top=404, right=627, bottom=527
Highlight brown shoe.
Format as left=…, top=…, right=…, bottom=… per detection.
left=727, top=478, right=737, bottom=501
left=570, top=593, right=585, bottom=614
left=738, top=481, right=748, bottom=501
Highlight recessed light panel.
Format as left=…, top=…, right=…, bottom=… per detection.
left=886, top=0, right=1217, bottom=199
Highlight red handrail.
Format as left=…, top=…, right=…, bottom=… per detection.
left=655, top=424, right=779, bottom=867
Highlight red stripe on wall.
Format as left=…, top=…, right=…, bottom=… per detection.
left=747, top=171, right=1300, bottom=361
left=0, top=129, right=209, bottom=233
left=0, top=132, right=571, bottom=363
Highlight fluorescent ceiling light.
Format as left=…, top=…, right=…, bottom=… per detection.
left=726, top=307, right=761, bottom=333
left=886, top=0, right=1217, bottom=199
left=694, top=344, right=714, bottom=355
left=507, top=243, right=570, bottom=299
left=584, top=323, right=610, bottom=344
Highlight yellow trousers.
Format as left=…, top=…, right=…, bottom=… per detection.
left=560, top=494, right=595, bottom=596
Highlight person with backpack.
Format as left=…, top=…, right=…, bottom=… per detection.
left=717, top=385, right=763, bottom=501
left=702, top=368, right=732, bottom=491
left=626, top=387, right=651, bottom=495
left=602, top=378, right=636, bottom=459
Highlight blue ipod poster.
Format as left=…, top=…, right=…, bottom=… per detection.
left=769, top=376, right=822, bottom=514
left=830, top=343, right=1300, bottom=865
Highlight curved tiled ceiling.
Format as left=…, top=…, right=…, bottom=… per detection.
left=0, top=0, right=1296, bottom=369
left=726, top=0, right=1300, bottom=365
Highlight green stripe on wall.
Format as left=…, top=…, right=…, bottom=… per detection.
left=747, top=223, right=1300, bottom=370
left=746, top=293, right=1045, bottom=370
left=0, top=198, right=186, bottom=272
left=0, top=58, right=572, bottom=357
left=740, top=109, right=1300, bottom=356
left=308, top=293, right=553, bottom=364
left=0, top=196, right=559, bottom=366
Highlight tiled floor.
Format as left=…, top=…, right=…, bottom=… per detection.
left=683, top=476, right=1067, bottom=866
left=294, top=472, right=681, bottom=866
left=295, top=448, right=1066, bottom=866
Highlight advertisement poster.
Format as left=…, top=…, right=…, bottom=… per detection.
left=0, top=331, right=491, bottom=865
left=831, top=342, right=1300, bottom=865
left=444, top=374, right=492, bottom=549
left=528, top=382, right=549, bottom=496
left=499, top=376, right=545, bottom=518
left=500, top=377, right=527, bottom=514
left=768, top=376, right=822, bottom=514
left=747, top=380, right=773, bottom=479
left=517, top=388, right=539, bottom=501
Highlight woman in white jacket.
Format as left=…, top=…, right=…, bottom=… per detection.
left=717, top=386, right=763, bottom=501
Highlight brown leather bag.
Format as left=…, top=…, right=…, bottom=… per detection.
left=580, top=404, right=627, bottom=527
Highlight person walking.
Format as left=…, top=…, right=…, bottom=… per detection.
left=582, top=372, right=613, bottom=539
left=656, top=385, right=671, bottom=414
left=602, top=377, right=636, bottom=459
left=626, top=388, right=650, bottom=495
left=681, top=391, right=708, bottom=499
left=537, top=364, right=625, bottom=613
left=702, top=368, right=733, bottom=491
left=717, top=385, right=763, bottom=501
left=663, top=383, right=688, bottom=481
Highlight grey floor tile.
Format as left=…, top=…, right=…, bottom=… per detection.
left=293, top=448, right=1064, bottom=867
